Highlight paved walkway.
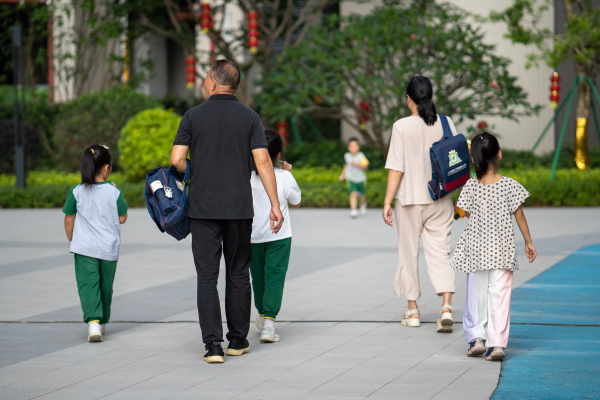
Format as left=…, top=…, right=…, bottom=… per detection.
left=0, top=208, right=599, bottom=399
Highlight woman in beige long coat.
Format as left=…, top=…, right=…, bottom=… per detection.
left=382, top=76, right=456, bottom=333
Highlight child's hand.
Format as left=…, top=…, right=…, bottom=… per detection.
left=525, top=243, right=536, bottom=263
left=338, top=174, right=345, bottom=182
left=280, top=161, right=292, bottom=171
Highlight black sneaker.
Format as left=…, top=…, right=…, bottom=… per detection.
left=204, top=341, right=224, bottom=363
left=226, top=337, right=250, bottom=356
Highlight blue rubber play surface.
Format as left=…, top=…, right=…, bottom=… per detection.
left=492, top=244, right=600, bottom=400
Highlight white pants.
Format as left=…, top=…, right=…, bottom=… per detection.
left=463, top=269, right=513, bottom=348
left=394, top=197, right=455, bottom=300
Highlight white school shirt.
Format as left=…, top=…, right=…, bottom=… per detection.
left=250, top=168, right=302, bottom=243
left=344, top=151, right=368, bottom=183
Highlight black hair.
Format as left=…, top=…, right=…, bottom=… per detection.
left=209, top=59, right=241, bottom=91
left=81, top=144, right=112, bottom=188
left=265, top=129, right=284, bottom=166
left=347, top=137, right=360, bottom=145
left=252, top=130, right=284, bottom=174
left=406, top=76, right=437, bottom=126
left=471, top=132, right=501, bottom=179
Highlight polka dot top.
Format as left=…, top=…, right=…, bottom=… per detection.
left=451, top=176, right=530, bottom=273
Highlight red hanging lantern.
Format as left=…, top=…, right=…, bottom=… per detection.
left=276, top=120, right=289, bottom=145
left=247, top=10, right=259, bottom=54
left=186, top=56, right=196, bottom=88
left=359, top=100, right=370, bottom=131
left=550, top=72, right=561, bottom=109
left=198, top=1, right=213, bottom=34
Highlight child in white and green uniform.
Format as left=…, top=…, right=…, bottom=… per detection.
left=63, top=144, right=128, bottom=342
left=338, top=137, right=369, bottom=217
left=250, top=130, right=301, bottom=343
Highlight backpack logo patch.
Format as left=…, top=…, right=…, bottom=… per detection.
left=448, top=149, right=462, bottom=167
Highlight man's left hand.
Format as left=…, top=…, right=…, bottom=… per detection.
left=270, top=206, right=284, bottom=234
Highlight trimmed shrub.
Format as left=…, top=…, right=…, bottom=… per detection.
left=53, top=88, right=160, bottom=172
left=118, top=108, right=182, bottom=182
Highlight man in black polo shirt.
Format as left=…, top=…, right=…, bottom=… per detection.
left=171, top=59, right=283, bottom=364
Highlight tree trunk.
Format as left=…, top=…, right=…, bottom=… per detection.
left=574, top=69, right=591, bottom=170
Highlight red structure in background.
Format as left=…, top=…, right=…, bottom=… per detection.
left=359, top=100, right=370, bottom=131
left=276, top=120, right=289, bottom=145
left=550, top=72, right=561, bottom=108
left=247, top=10, right=259, bottom=54
left=185, top=56, right=196, bottom=88
left=199, top=1, right=213, bottom=33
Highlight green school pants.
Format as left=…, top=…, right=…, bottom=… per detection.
left=74, top=253, right=118, bottom=324
left=250, top=237, right=292, bottom=320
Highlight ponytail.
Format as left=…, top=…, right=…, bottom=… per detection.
left=417, top=97, right=437, bottom=126
left=80, top=145, right=112, bottom=187
left=406, top=76, right=437, bottom=126
left=470, top=132, right=500, bottom=179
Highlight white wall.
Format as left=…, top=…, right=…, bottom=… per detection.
left=340, top=0, right=555, bottom=154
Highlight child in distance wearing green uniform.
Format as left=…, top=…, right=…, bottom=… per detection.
left=338, top=137, right=369, bottom=218
left=250, top=130, right=301, bottom=343
left=63, top=144, right=128, bottom=342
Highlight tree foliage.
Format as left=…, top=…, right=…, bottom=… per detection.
left=255, top=0, right=540, bottom=153
left=489, top=0, right=600, bottom=75
left=125, top=0, right=337, bottom=105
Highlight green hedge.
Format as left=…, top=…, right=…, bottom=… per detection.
left=1, top=167, right=599, bottom=208
left=283, top=140, right=600, bottom=171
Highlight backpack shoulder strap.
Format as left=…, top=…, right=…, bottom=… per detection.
left=183, top=159, right=191, bottom=183
left=439, top=115, right=453, bottom=140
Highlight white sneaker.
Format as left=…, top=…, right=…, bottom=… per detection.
left=260, top=327, right=280, bottom=343
left=255, top=316, right=264, bottom=331
left=350, top=209, right=358, bottom=218
left=88, top=321, right=102, bottom=342
left=360, top=203, right=367, bottom=214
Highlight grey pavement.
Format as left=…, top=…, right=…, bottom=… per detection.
left=1, top=207, right=599, bottom=399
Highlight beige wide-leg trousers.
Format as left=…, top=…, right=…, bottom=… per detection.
left=394, top=197, right=455, bottom=300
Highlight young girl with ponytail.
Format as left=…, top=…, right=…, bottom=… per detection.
left=451, top=132, right=536, bottom=361
left=63, top=145, right=128, bottom=342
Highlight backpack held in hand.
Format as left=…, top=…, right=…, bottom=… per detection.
left=428, top=115, right=470, bottom=200
left=144, top=159, right=191, bottom=240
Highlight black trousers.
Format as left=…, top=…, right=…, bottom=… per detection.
left=190, top=218, right=252, bottom=345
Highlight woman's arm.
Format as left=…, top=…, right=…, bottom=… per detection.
left=382, top=170, right=403, bottom=227
left=514, top=205, right=536, bottom=263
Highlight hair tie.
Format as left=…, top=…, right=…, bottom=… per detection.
left=90, top=149, right=95, bottom=154
left=480, top=136, right=484, bottom=141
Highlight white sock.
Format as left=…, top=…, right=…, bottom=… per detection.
left=264, top=319, right=274, bottom=329
left=259, top=315, right=265, bottom=325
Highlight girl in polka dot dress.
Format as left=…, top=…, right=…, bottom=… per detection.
left=451, top=132, right=536, bottom=361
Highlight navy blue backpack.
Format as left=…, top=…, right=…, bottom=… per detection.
left=428, top=115, right=470, bottom=200
left=144, top=160, right=191, bottom=241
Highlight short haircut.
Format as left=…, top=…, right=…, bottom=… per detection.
left=209, top=59, right=241, bottom=91
left=347, top=137, right=360, bottom=145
